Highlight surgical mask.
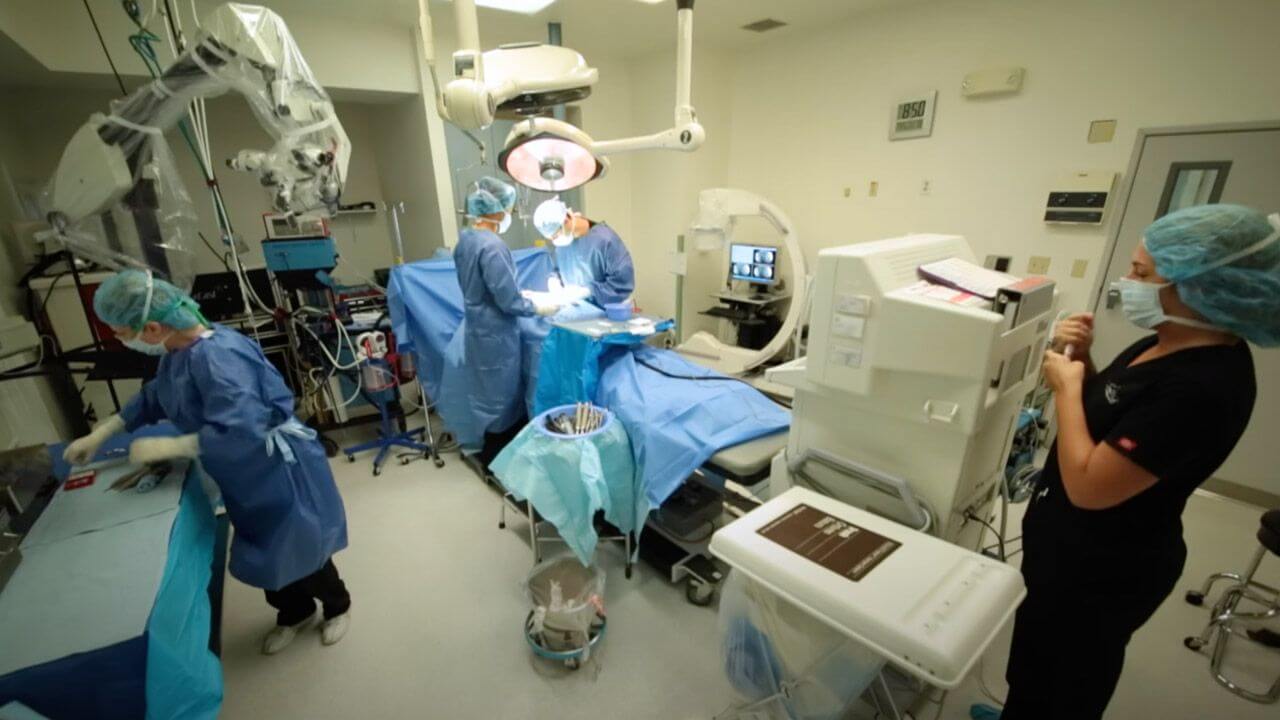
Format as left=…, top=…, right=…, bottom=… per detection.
left=498, top=212, right=513, bottom=234
left=122, top=269, right=171, bottom=355
left=1114, top=222, right=1280, bottom=332
left=551, top=230, right=573, bottom=247
left=1113, top=278, right=1219, bottom=331
left=123, top=336, right=170, bottom=356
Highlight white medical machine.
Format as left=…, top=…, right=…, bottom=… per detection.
left=767, top=234, right=1057, bottom=548
left=710, top=487, right=1025, bottom=717
left=676, top=188, right=809, bottom=376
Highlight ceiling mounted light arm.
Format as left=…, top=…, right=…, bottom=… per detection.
left=498, top=0, right=704, bottom=191
left=592, top=0, right=704, bottom=156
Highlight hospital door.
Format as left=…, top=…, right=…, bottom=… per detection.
left=1091, top=122, right=1280, bottom=504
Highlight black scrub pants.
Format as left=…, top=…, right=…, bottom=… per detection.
left=477, top=413, right=527, bottom=469
left=264, top=558, right=351, bottom=627
left=1002, top=560, right=1181, bottom=720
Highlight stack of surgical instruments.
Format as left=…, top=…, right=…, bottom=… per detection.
left=545, top=403, right=605, bottom=436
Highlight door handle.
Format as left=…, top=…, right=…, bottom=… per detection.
left=1106, top=287, right=1121, bottom=309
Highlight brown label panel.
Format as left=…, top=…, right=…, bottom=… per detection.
left=757, top=504, right=901, bottom=582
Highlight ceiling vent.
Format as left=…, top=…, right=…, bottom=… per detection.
left=742, top=18, right=787, bottom=33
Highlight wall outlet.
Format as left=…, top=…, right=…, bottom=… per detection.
left=1071, top=259, right=1089, bottom=278
left=1027, top=256, right=1051, bottom=274
left=843, top=187, right=852, bottom=198
left=869, top=181, right=879, bottom=197
left=920, top=179, right=932, bottom=195
left=984, top=254, right=1013, bottom=272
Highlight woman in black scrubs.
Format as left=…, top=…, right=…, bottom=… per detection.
left=992, top=204, right=1280, bottom=720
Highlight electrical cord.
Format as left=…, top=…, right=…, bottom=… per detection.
left=197, top=231, right=231, bottom=271
left=38, top=272, right=70, bottom=317
left=966, top=510, right=1005, bottom=561
left=83, top=0, right=128, bottom=95
left=635, top=358, right=756, bottom=387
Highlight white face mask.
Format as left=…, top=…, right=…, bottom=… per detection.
left=122, top=269, right=171, bottom=355
left=551, top=230, right=573, bottom=247
left=123, top=336, right=170, bottom=356
left=498, top=211, right=512, bottom=234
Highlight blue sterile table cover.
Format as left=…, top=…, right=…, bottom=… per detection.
left=0, top=430, right=221, bottom=720
left=491, top=404, right=638, bottom=565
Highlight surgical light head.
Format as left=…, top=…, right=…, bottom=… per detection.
left=499, top=118, right=608, bottom=192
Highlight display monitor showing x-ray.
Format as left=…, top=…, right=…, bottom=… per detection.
left=730, top=244, right=778, bottom=286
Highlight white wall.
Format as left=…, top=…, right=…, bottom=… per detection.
left=623, top=46, right=736, bottom=322
left=575, top=52, right=635, bottom=256
left=367, top=96, right=450, bottom=260
left=709, top=0, right=1280, bottom=314
left=0, top=86, right=397, bottom=283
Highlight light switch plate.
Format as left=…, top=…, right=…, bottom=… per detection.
left=1071, top=259, right=1089, bottom=278
left=1027, top=256, right=1051, bottom=274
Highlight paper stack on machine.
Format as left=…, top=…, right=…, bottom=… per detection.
left=711, top=488, right=1025, bottom=718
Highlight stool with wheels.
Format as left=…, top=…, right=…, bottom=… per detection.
left=1183, top=508, right=1280, bottom=704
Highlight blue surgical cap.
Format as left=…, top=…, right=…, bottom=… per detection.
left=94, top=269, right=207, bottom=331
left=1145, top=204, right=1280, bottom=346
left=466, top=176, right=517, bottom=217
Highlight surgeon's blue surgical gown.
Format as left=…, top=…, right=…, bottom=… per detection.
left=555, top=222, right=635, bottom=306
left=454, top=227, right=538, bottom=438
left=120, top=326, right=348, bottom=591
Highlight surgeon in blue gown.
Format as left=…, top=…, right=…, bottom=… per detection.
left=455, top=176, right=559, bottom=466
left=62, top=270, right=351, bottom=656
left=533, top=198, right=635, bottom=307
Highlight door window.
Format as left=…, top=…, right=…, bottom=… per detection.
left=1155, top=161, right=1231, bottom=218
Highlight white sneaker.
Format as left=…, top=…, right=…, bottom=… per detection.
left=320, top=612, right=349, bottom=646
left=262, top=613, right=316, bottom=655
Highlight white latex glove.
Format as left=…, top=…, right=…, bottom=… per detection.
left=546, top=276, right=564, bottom=294
left=533, top=299, right=561, bottom=317
left=63, top=414, right=126, bottom=465
left=563, top=284, right=591, bottom=301
left=129, top=434, right=200, bottom=465
left=521, top=289, right=536, bottom=300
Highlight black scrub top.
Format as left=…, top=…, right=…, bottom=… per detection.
left=1022, top=335, right=1255, bottom=588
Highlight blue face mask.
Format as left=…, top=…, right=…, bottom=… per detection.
left=1113, top=277, right=1218, bottom=331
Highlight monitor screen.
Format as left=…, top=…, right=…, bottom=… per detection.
left=730, top=244, right=778, bottom=285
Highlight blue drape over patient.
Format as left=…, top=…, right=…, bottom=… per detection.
left=389, top=251, right=790, bottom=507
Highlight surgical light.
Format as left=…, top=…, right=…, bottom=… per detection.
left=499, top=118, right=607, bottom=192
left=424, top=0, right=704, bottom=191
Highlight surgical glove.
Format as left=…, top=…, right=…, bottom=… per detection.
left=63, top=414, right=126, bottom=465
left=547, top=276, right=564, bottom=294
left=534, top=299, right=561, bottom=317
left=563, top=284, right=591, bottom=301
left=129, top=434, right=200, bottom=465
